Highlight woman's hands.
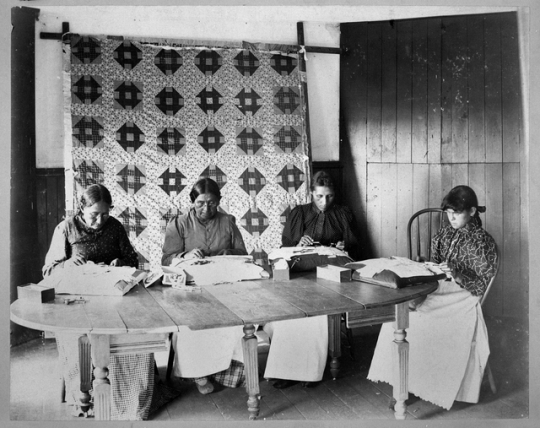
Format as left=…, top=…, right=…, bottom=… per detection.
left=184, top=248, right=206, bottom=259
left=299, top=235, right=315, bottom=246
left=216, top=249, right=235, bottom=256
left=299, top=236, right=346, bottom=250
left=64, top=257, right=126, bottom=267
left=438, top=262, right=458, bottom=281
left=64, top=255, right=87, bottom=268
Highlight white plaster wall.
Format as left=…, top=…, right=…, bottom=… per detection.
left=35, top=5, right=515, bottom=168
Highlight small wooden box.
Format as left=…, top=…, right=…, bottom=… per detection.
left=17, top=283, right=55, bottom=303
left=316, top=265, right=352, bottom=282
left=272, top=262, right=290, bottom=281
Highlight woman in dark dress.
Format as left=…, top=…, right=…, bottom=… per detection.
left=264, top=171, right=360, bottom=389
left=282, top=170, right=359, bottom=260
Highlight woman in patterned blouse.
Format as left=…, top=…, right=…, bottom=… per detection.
left=43, top=184, right=178, bottom=420
left=431, top=186, right=498, bottom=297
left=368, top=185, right=499, bottom=410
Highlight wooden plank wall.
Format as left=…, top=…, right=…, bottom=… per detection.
left=11, top=6, right=42, bottom=345
left=36, top=169, right=66, bottom=268
left=340, top=12, right=526, bottom=318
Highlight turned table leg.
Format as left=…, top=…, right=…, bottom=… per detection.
left=78, top=335, right=92, bottom=414
left=90, top=334, right=111, bottom=420
left=327, top=314, right=341, bottom=379
left=242, top=323, right=260, bottom=420
left=392, top=302, right=409, bottom=420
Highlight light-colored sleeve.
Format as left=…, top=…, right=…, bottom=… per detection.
left=42, top=221, right=69, bottom=277
left=161, top=216, right=186, bottom=266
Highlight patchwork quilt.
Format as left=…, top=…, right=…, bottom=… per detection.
left=63, top=35, right=312, bottom=268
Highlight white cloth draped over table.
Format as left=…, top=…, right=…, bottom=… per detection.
left=367, top=280, right=490, bottom=410
left=263, top=315, right=328, bottom=382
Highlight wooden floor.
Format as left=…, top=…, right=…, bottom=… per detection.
left=10, top=316, right=528, bottom=421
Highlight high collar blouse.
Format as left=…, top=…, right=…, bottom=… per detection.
left=161, top=208, right=247, bottom=266
left=281, top=202, right=359, bottom=259
left=42, top=215, right=139, bottom=277
left=431, top=216, right=498, bottom=296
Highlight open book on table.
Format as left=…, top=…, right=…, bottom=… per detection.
left=345, top=256, right=447, bottom=289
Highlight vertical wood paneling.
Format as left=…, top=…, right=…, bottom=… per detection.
left=450, top=18, right=469, bottom=163
left=396, top=164, right=413, bottom=257
left=367, top=163, right=383, bottom=257
left=46, top=176, right=59, bottom=246
left=484, top=14, right=503, bottom=163
left=36, top=170, right=65, bottom=270
left=441, top=164, right=453, bottom=199
left=340, top=22, right=369, bottom=259
left=396, top=20, right=413, bottom=163
left=380, top=164, right=398, bottom=257
left=341, top=12, right=524, bottom=317
left=366, top=22, right=383, bottom=162
left=467, top=15, right=486, bottom=162
left=412, top=164, right=430, bottom=258
left=36, top=179, right=48, bottom=266
left=428, top=163, right=443, bottom=207
left=381, top=20, right=397, bottom=163
left=501, top=15, right=521, bottom=163
left=468, top=164, right=486, bottom=206
left=440, top=18, right=454, bottom=164
left=411, top=19, right=428, bottom=163
left=412, top=164, right=430, bottom=214
left=451, top=163, right=468, bottom=188
left=427, top=18, right=442, bottom=164
left=485, top=164, right=504, bottom=315
left=58, top=176, right=66, bottom=222
left=502, top=163, right=522, bottom=316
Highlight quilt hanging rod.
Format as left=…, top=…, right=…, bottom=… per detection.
left=40, top=22, right=70, bottom=40
left=39, top=22, right=343, bottom=55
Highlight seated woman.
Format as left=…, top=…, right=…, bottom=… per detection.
left=43, top=183, right=178, bottom=420
left=264, top=171, right=360, bottom=389
left=282, top=170, right=359, bottom=260
left=368, top=185, right=498, bottom=410
left=162, top=177, right=248, bottom=394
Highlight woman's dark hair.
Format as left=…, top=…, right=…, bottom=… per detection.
left=441, top=185, right=485, bottom=225
left=310, top=171, right=334, bottom=191
left=189, top=177, right=221, bottom=203
left=79, top=183, right=112, bottom=211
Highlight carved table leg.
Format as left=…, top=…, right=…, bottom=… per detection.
left=328, top=314, right=341, bottom=379
left=242, top=323, right=259, bottom=420
left=78, top=335, right=92, bottom=414
left=90, top=334, right=111, bottom=420
left=392, top=302, right=409, bottom=420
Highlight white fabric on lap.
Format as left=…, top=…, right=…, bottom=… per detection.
left=263, top=315, right=328, bottom=382
left=172, top=325, right=245, bottom=378
left=367, top=280, right=488, bottom=410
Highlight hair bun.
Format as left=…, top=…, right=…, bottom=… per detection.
left=477, top=206, right=486, bottom=213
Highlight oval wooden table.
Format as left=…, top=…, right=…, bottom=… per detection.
left=11, top=271, right=438, bottom=421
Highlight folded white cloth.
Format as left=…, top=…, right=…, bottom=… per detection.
left=167, top=255, right=269, bottom=286
left=40, top=263, right=144, bottom=296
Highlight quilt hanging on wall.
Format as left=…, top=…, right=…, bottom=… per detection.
left=63, top=35, right=312, bottom=269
